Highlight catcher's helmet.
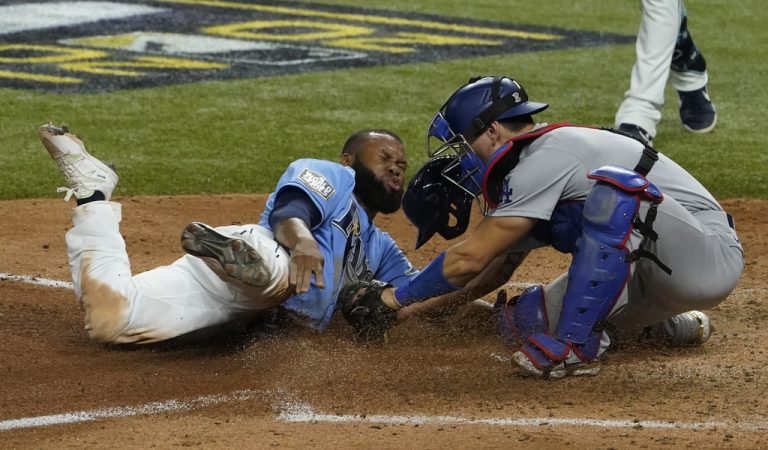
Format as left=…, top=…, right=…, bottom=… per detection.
left=429, top=76, right=549, bottom=145
left=426, top=76, right=548, bottom=211
left=403, top=157, right=474, bottom=249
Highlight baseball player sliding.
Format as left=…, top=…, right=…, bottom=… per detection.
left=340, top=76, right=744, bottom=378
left=38, top=124, right=419, bottom=344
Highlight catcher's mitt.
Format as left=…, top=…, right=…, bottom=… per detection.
left=338, top=280, right=397, bottom=343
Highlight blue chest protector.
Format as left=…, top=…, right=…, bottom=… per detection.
left=529, top=201, right=585, bottom=254
left=259, top=159, right=417, bottom=330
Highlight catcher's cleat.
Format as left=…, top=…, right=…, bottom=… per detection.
left=678, top=87, right=717, bottom=134
left=181, top=222, right=271, bottom=287
left=38, top=123, right=118, bottom=202
left=512, top=350, right=601, bottom=379
left=644, top=310, right=713, bottom=346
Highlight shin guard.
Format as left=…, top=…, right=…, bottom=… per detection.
left=497, top=285, right=549, bottom=346
left=521, top=166, right=663, bottom=367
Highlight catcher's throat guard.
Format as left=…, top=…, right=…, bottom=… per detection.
left=402, top=156, right=474, bottom=249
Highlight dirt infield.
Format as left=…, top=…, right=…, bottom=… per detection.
left=1, top=195, right=766, bottom=449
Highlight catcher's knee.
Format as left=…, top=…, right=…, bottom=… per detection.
left=554, top=166, right=664, bottom=343
left=583, top=166, right=661, bottom=247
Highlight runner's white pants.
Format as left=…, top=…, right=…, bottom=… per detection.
left=66, top=201, right=290, bottom=344
left=615, top=0, right=708, bottom=137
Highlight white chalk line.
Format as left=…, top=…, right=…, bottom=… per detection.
left=503, top=281, right=536, bottom=289
left=279, top=402, right=726, bottom=430
left=0, top=272, right=73, bottom=290
left=11, top=273, right=518, bottom=291
left=1, top=274, right=766, bottom=432
left=0, top=390, right=257, bottom=432
left=277, top=402, right=768, bottom=432
left=3, top=392, right=767, bottom=433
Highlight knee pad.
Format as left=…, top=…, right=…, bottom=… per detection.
left=555, top=166, right=662, bottom=344
left=497, top=285, right=549, bottom=346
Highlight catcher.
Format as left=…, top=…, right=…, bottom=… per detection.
left=339, top=76, right=744, bottom=378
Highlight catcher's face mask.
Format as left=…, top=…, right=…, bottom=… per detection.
left=426, top=111, right=487, bottom=213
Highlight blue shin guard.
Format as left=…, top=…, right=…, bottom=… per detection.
left=519, top=166, right=663, bottom=371
left=497, top=285, right=549, bottom=346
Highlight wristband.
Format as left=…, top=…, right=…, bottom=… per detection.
left=394, top=252, right=461, bottom=306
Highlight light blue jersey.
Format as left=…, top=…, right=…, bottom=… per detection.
left=259, top=159, right=418, bottom=330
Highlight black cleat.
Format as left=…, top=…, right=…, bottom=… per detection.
left=181, top=222, right=271, bottom=287
left=679, top=87, right=717, bottom=133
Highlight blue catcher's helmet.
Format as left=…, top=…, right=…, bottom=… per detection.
left=403, top=157, right=474, bottom=249
left=426, top=76, right=549, bottom=209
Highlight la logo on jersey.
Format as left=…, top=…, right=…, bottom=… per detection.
left=299, top=169, right=335, bottom=199
left=500, top=176, right=514, bottom=205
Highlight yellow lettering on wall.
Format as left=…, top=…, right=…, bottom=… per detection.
left=0, top=44, right=107, bottom=64
left=327, top=32, right=501, bottom=53
left=59, top=56, right=228, bottom=77
left=67, top=34, right=141, bottom=49
left=156, top=0, right=562, bottom=41
left=0, top=69, right=82, bottom=84
left=203, top=20, right=372, bottom=41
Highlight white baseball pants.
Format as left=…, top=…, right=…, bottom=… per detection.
left=615, top=0, right=708, bottom=137
left=65, top=201, right=290, bottom=344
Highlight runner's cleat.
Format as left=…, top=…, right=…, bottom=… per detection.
left=181, top=222, right=271, bottom=287
left=38, top=123, right=118, bottom=202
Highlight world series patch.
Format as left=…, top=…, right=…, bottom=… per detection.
left=298, top=169, right=335, bottom=199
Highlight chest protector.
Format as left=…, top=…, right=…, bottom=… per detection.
left=481, top=123, right=663, bottom=254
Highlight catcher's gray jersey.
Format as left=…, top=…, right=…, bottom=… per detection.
left=490, top=125, right=720, bottom=221
left=491, top=125, right=743, bottom=334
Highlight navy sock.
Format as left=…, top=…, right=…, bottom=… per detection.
left=76, top=191, right=106, bottom=206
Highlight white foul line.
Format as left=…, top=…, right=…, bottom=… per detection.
left=0, top=272, right=73, bottom=290
left=3, top=273, right=765, bottom=296
left=0, top=390, right=256, bottom=432
left=277, top=402, right=730, bottom=430
left=503, top=281, right=536, bottom=289
left=2, top=393, right=767, bottom=433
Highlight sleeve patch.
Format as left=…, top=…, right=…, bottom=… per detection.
left=298, top=168, right=336, bottom=199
